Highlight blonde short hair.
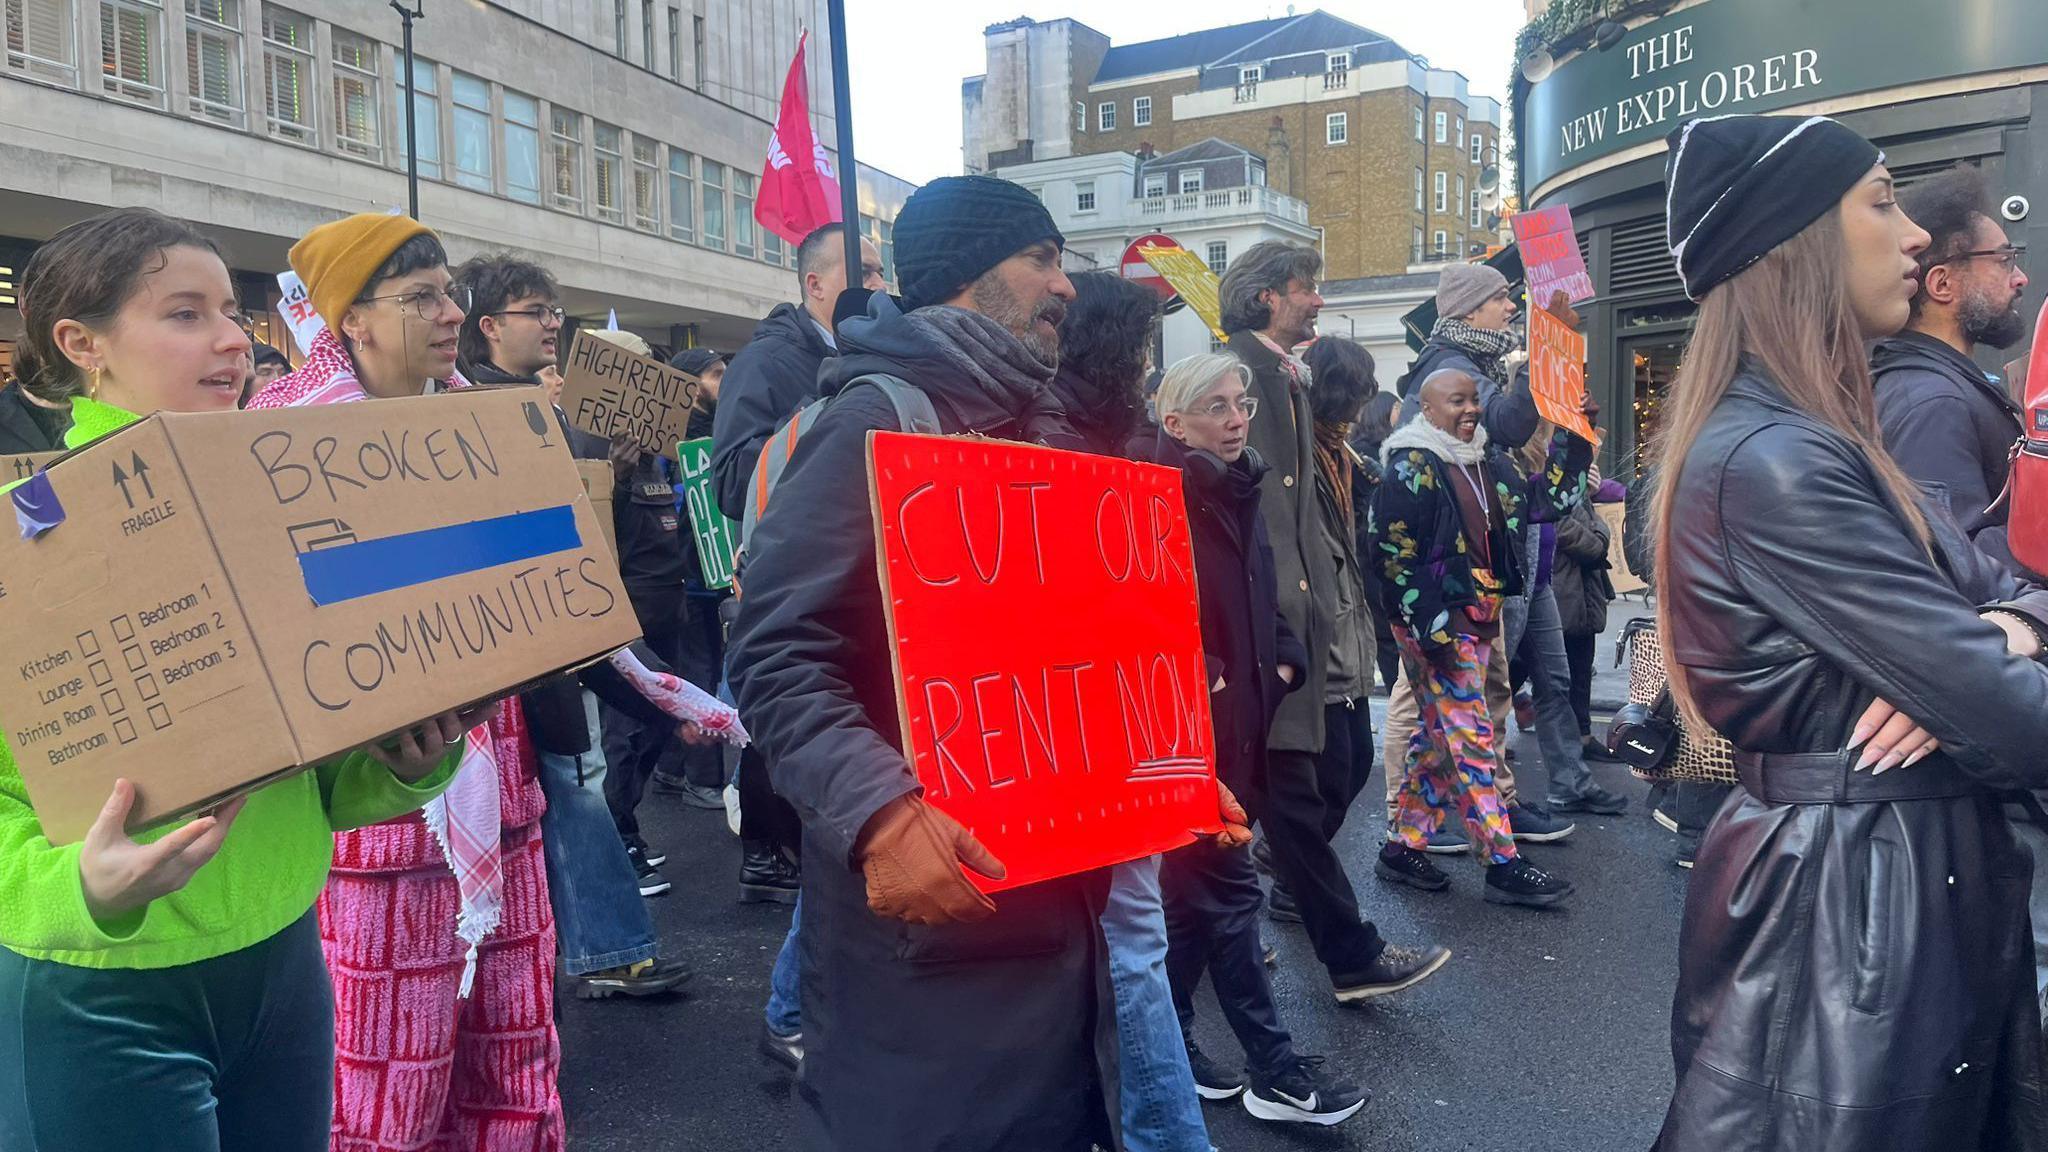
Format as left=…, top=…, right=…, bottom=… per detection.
left=586, top=327, right=652, bottom=358
left=1156, top=352, right=1251, bottom=417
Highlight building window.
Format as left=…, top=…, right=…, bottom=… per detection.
left=548, top=106, right=581, bottom=212
left=1074, top=101, right=1084, bottom=132
left=1435, top=110, right=1447, bottom=143
left=1206, top=240, right=1228, bottom=275
left=100, top=0, right=165, bottom=106
left=1075, top=180, right=1095, bottom=213
left=1470, top=188, right=1483, bottom=229
left=259, top=5, right=312, bottom=143
left=1327, top=50, right=1349, bottom=78
left=640, top=0, right=652, bottom=68
left=732, top=168, right=756, bottom=255
left=1143, top=173, right=1165, bottom=198
left=1414, top=226, right=1424, bottom=262
left=592, top=121, right=624, bottom=224
left=1250, top=162, right=1265, bottom=186
left=666, top=6, right=679, bottom=81
left=1133, top=95, right=1150, bottom=126
left=330, top=28, right=377, bottom=159
left=1457, top=174, right=1466, bottom=214
left=1434, top=229, right=1447, bottom=255
left=1413, top=105, right=1423, bottom=141
left=875, top=217, right=895, bottom=285
left=1098, top=101, right=1114, bottom=131
left=396, top=56, right=439, bottom=181
left=691, top=14, right=703, bottom=87
left=1235, top=63, right=1258, bottom=102
left=763, top=227, right=782, bottom=266
left=612, top=0, right=625, bottom=57
left=1455, top=115, right=1463, bottom=143
left=1325, top=111, right=1346, bottom=145
left=1434, top=170, right=1447, bottom=213
left=1179, top=168, right=1202, bottom=194
left=1414, top=167, right=1423, bottom=211
left=630, top=135, right=660, bottom=232
left=451, top=70, right=492, bottom=191
left=502, top=89, right=540, bottom=203
left=666, top=148, right=694, bottom=241
left=184, top=0, right=243, bottom=126
left=6, top=0, right=78, bottom=84
left=699, top=158, right=726, bottom=249
left=1471, top=132, right=1484, bottom=164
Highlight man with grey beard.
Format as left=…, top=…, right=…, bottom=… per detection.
left=1876, top=164, right=2033, bottom=575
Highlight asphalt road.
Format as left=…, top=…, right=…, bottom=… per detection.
left=558, top=603, right=1688, bottom=1152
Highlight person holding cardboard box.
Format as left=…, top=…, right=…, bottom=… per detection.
left=0, top=208, right=479, bottom=1152
left=249, top=213, right=568, bottom=1152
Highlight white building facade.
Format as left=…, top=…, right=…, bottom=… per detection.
left=0, top=0, right=915, bottom=367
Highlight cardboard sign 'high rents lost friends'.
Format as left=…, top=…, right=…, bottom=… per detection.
left=558, top=329, right=700, bottom=459
left=868, top=433, right=1221, bottom=893
left=0, top=389, right=640, bottom=843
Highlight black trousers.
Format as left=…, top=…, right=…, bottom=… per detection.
left=1563, top=630, right=1598, bottom=737
left=1162, top=839, right=1297, bottom=1078
left=671, top=589, right=729, bottom=789
left=604, top=583, right=685, bottom=841
left=1258, top=721, right=1385, bottom=982
left=736, top=744, right=804, bottom=854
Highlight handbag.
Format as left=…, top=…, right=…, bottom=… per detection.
left=1611, top=618, right=1737, bottom=784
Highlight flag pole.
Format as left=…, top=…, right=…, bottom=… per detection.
left=826, top=0, right=861, bottom=283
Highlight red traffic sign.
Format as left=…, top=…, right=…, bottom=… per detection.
left=1121, top=233, right=1182, bottom=301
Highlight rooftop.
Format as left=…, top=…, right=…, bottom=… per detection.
left=1092, top=10, right=1408, bottom=83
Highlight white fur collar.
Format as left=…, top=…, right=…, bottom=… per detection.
left=1381, top=412, right=1489, bottom=467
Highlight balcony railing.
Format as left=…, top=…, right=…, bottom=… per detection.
left=1136, top=185, right=1310, bottom=227
left=1323, top=69, right=1348, bottom=90
left=1232, top=81, right=1258, bottom=103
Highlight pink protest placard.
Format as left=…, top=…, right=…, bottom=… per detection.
left=1511, top=205, right=1595, bottom=307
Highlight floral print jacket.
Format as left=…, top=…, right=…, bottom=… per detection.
left=1367, top=427, right=1591, bottom=652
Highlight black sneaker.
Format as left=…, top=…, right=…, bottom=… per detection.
left=1583, top=736, right=1624, bottom=764
left=741, top=841, right=800, bottom=904
left=1676, top=830, right=1700, bottom=870
left=626, top=834, right=667, bottom=869
left=762, top=1024, right=804, bottom=1072
left=1186, top=1040, right=1247, bottom=1101
left=1423, top=827, right=1471, bottom=855
left=573, top=957, right=692, bottom=1000
left=1484, top=858, right=1574, bottom=907
left=1267, top=883, right=1303, bottom=924
left=625, top=843, right=672, bottom=897
left=1374, top=845, right=1451, bottom=892
left=1332, top=942, right=1452, bottom=1003
left=1552, top=785, right=1630, bottom=816
left=1243, top=1056, right=1368, bottom=1126
left=1504, top=803, right=1577, bottom=843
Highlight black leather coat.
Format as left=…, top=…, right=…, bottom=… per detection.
left=1655, top=370, right=2048, bottom=1152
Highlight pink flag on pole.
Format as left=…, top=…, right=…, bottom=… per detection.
left=755, top=31, right=842, bottom=246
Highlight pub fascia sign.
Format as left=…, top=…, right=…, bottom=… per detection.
left=1556, top=26, right=1822, bottom=160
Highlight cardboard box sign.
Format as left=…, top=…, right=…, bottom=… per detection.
left=558, top=330, right=700, bottom=460
left=869, top=433, right=1222, bottom=894
left=575, top=459, right=619, bottom=561
left=6, top=451, right=63, bottom=485
left=0, top=389, right=640, bottom=844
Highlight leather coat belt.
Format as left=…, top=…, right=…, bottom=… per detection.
left=1735, top=748, right=1987, bottom=804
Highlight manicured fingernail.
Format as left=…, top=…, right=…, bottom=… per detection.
left=1855, top=746, right=1881, bottom=772
left=1848, top=725, right=1875, bottom=751
left=1903, top=747, right=1933, bottom=768
left=1874, top=750, right=1906, bottom=775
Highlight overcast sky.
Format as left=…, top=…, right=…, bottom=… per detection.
left=841, top=0, right=1527, bottom=185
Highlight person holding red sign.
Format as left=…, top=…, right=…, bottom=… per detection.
left=1368, top=368, right=1596, bottom=906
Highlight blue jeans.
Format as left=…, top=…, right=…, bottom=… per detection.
left=764, top=895, right=803, bottom=1037
left=537, top=748, right=659, bottom=976
left=1522, top=586, right=1596, bottom=805
left=1104, top=855, right=1211, bottom=1152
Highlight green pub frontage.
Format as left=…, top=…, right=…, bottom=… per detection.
left=1512, top=0, right=2048, bottom=479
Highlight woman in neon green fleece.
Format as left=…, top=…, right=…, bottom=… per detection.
left=0, top=209, right=481, bottom=1152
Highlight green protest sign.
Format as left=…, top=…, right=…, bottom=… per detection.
left=677, top=437, right=738, bottom=589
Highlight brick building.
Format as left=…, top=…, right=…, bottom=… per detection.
left=962, top=10, right=1503, bottom=280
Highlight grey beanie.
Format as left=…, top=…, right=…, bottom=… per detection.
left=1436, top=263, right=1510, bottom=321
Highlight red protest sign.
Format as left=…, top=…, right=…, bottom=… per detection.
left=1510, top=205, right=1594, bottom=306
left=1529, top=307, right=1601, bottom=447
left=868, top=433, right=1221, bottom=893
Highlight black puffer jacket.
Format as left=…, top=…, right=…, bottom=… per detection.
left=709, top=301, right=834, bottom=520
left=1655, top=369, right=2048, bottom=1152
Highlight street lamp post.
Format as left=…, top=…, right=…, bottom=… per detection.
left=825, top=0, right=862, bottom=287
left=391, top=0, right=425, bottom=220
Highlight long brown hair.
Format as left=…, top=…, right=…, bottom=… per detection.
left=1650, top=208, right=1931, bottom=730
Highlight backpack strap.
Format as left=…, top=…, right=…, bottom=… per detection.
left=737, top=373, right=940, bottom=559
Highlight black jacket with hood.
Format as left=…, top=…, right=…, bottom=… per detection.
left=710, top=301, right=836, bottom=521
left=0, top=379, right=70, bottom=455
left=1393, top=336, right=1541, bottom=448
left=725, top=295, right=1113, bottom=1152
left=1872, top=329, right=2027, bottom=576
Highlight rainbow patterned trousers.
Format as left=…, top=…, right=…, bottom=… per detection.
left=1389, top=618, right=1520, bottom=866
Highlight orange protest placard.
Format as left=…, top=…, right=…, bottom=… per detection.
left=1528, top=306, right=1601, bottom=447
left=868, top=432, right=1222, bottom=893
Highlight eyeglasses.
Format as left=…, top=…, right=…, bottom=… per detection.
left=489, top=305, right=567, bottom=326
left=360, top=283, right=473, bottom=321
left=1186, top=395, right=1259, bottom=420
left=1937, top=244, right=2027, bottom=272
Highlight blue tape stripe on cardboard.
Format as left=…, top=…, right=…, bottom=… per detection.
left=297, top=505, right=582, bottom=606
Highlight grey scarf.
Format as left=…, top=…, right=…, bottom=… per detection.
left=903, top=305, right=1056, bottom=418
left=1431, top=316, right=1520, bottom=387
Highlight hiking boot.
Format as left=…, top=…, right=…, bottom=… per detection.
left=1332, top=942, right=1452, bottom=1004
left=1552, top=785, right=1630, bottom=816
left=741, top=840, right=800, bottom=904
left=762, top=1024, right=804, bottom=1072
left=1484, top=858, right=1575, bottom=908
left=1374, top=845, right=1451, bottom=892
left=1186, top=1040, right=1248, bottom=1101
left=1267, top=882, right=1303, bottom=923
left=1422, top=827, right=1470, bottom=855
left=625, top=843, right=672, bottom=897
left=573, top=958, right=692, bottom=1000
left=1243, top=1056, right=1369, bottom=1126
left=1505, top=803, right=1577, bottom=843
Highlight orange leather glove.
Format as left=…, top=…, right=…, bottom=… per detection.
left=854, top=794, right=1007, bottom=925
left=1211, top=779, right=1255, bottom=850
